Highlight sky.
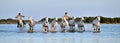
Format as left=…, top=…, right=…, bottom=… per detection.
left=0, top=0, right=120, bottom=20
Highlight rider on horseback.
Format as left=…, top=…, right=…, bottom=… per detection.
left=15, top=13, right=26, bottom=28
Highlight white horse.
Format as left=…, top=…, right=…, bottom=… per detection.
left=51, top=17, right=58, bottom=32
left=18, top=19, right=24, bottom=28
left=42, top=17, right=49, bottom=32
left=60, top=17, right=68, bottom=32
left=78, top=17, right=85, bottom=32
left=17, top=19, right=26, bottom=32
left=92, top=16, right=100, bottom=32
left=28, top=16, right=35, bottom=33
left=16, top=13, right=25, bottom=28
left=69, top=17, right=76, bottom=32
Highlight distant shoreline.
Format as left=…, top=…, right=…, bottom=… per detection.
left=0, top=16, right=120, bottom=24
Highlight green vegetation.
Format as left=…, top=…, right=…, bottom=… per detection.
left=0, top=16, right=120, bottom=24
left=0, top=18, right=17, bottom=24
left=84, top=16, right=120, bottom=24
left=0, top=18, right=29, bottom=24
left=38, top=16, right=120, bottom=24
left=38, top=17, right=62, bottom=23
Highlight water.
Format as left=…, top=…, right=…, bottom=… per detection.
left=0, top=24, right=120, bottom=43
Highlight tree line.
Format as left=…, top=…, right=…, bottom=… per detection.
left=38, top=16, right=120, bottom=24
left=0, top=18, right=29, bottom=24
left=0, top=16, right=120, bottom=24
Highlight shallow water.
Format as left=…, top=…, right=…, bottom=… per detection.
left=0, top=24, right=120, bottom=43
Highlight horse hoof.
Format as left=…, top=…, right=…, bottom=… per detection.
left=78, top=31, right=85, bottom=33
left=61, top=31, right=66, bottom=33
left=93, top=31, right=100, bottom=33
left=51, top=30, right=57, bottom=33
left=69, top=29, right=75, bottom=32
left=28, top=30, right=33, bottom=33
left=61, top=29, right=66, bottom=32
left=43, top=30, right=49, bottom=32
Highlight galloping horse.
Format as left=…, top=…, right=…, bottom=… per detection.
left=28, top=16, right=35, bottom=33
left=92, top=16, right=100, bottom=32
left=78, top=17, right=85, bottom=32
left=51, top=17, right=58, bottom=32
left=60, top=17, right=68, bottom=32
left=16, top=13, right=25, bottom=28
left=69, top=17, right=76, bottom=32
left=42, top=17, right=49, bottom=32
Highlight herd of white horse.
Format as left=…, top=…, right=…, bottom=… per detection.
left=16, top=13, right=100, bottom=33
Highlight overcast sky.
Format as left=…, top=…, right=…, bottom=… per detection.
left=0, top=0, right=120, bottom=20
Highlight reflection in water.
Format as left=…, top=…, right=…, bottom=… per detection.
left=79, top=39, right=83, bottom=43
left=15, top=38, right=120, bottom=43
left=29, top=37, right=34, bottom=43
left=94, top=38, right=99, bottom=43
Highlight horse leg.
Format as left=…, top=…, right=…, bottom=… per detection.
left=61, top=26, right=66, bottom=32
left=51, top=26, right=56, bottom=32
left=80, top=27, right=83, bottom=31
left=69, top=26, right=72, bottom=31
left=78, top=26, right=81, bottom=31
left=31, top=26, right=34, bottom=31
left=70, top=26, right=75, bottom=32
left=17, top=22, right=20, bottom=28
left=45, top=26, right=48, bottom=32
left=42, top=27, right=45, bottom=32
left=61, top=27, right=63, bottom=32
left=47, top=26, right=48, bottom=32
left=79, top=25, right=85, bottom=32
left=29, top=25, right=32, bottom=30
left=94, top=26, right=96, bottom=32
left=31, top=24, right=34, bottom=31
left=45, top=27, right=47, bottom=32
left=54, top=26, right=57, bottom=32
left=96, top=26, right=100, bottom=32
left=93, top=24, right=96, bottom=32
left=21, top=24, right=24, bottom=28
left=98, top=27, right=100, bottom=32
left=64, top=26, right=66, bottom=32
left=29, top=27, right=31, bottom=30
left=62, top=27, right=66, bottom=32
left=73, top=26, right=75, bottom=32
left=82, top=26, right=85, bottom=31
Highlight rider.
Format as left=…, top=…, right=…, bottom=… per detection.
left=63, top=12, right=70, bottom=21
left=15, top=13, right=25, bottom=28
